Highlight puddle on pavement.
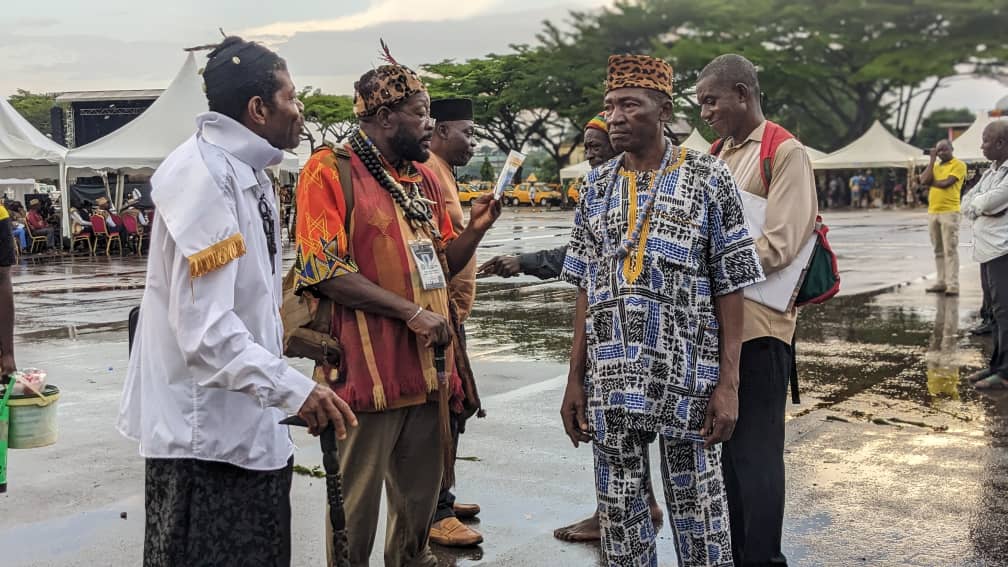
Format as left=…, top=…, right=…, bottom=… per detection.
left=468, top=280, right=1005, bottom=425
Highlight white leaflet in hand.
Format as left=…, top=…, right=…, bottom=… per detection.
left=493, top=150, right=527, bottom=200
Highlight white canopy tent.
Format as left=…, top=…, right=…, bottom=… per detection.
left=681, top=128, right=711, bottom=152
left=941, top=113, right=1002, bottom=164
left=62, top=52, right=300, bottom=233
left=65, top=53, right=207, bottom=174
left=0, top=96, right=67, bottom=178
left=805, top=146, right=828, bottom=162
left=813, top=120, right=922, bottom=170
left=0, top=178, right=39, bottom=205
left=560, top=160, right=591, bottom=182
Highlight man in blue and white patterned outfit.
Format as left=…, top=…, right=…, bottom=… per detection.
left=559, top=54, right=765, bottom=567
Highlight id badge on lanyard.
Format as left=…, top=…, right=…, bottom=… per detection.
left=408, top=239, right=447, bottom=290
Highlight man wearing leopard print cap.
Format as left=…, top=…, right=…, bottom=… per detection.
left=560, top=53, right=764, bottom=567
left=293, top=42, right=501, bottom=566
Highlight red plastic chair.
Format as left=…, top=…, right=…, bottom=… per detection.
left=90, top=215, right=122, bottom=256
left=121, top=214, right=147, bottom=256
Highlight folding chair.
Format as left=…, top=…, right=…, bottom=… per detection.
left=90, top=215, right=122, bottom=256
left=121, top=214, right=147, bottom=256
left=22, top=225, right=48, bottom=254
left=71, top=229, right=93, bottom=256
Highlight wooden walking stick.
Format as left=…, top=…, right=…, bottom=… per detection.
left=280, top=416, right=350, bottom=567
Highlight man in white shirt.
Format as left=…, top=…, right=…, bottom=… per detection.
left=962, top=120, right=1008, bottom=391
left=118, top=36, right=356, bottom=567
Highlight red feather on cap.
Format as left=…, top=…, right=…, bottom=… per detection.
left=379, top=39, right=399, bottom=66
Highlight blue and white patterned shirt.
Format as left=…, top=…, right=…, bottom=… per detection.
left=561, top=143, right=765, bottom=439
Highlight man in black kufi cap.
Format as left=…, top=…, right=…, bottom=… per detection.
left=424, top=98, right=486, bottom=547
left=118, top=36, right=355, bottom=567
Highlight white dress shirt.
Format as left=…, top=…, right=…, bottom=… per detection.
left=118, top=112, right=316, bottom=471
left=962, top=162, right=1008, bottom=264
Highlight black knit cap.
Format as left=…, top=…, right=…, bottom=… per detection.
left=203, top=36, right=283, bottom=98
left=430, top=98, right=474, bottom=122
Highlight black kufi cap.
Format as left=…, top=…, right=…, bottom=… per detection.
left=203, top=36, right=282, bottom=97
left=430, top=98, right=474, bottom=122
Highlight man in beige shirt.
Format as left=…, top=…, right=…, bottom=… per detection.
left=424, top=97, right=484, bottom=547
left=697, top=54, right=818, bottom=566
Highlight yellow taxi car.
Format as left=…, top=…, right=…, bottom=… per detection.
left=503, top=182, right=562, bottom=206
left=566, top=179, right=581, bottom=204
left=458, top=181, right=492, bottom=205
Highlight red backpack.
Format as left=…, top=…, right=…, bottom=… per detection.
left=709, top=121, right=840, bottom=306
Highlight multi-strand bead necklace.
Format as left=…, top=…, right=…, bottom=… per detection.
left=350, top=129, right=440, bottom=239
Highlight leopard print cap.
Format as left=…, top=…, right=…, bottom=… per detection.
left=353, top=64, right=427, bottom=117
left=605, top=54, right=674, bottom=98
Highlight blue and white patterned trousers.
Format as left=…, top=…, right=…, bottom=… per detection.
left=593, top=421, right=733, bottom=567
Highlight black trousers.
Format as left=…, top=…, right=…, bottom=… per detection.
left=981, top=265, right=993, bottom=325
left=144, top=457, right=293, bottom=567
left=722, top=337, right=791, bottom=566
left=983, top=255, right=1008, bottom=375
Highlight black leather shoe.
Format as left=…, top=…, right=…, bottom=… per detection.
left=970, top=322, right=995, bottom=336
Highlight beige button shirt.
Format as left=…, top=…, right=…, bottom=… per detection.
left=717, top=121, right=818, bottom=344
left=426, top=151, right=477, bottom=322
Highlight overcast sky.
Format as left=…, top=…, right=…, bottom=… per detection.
left=1, top=0, right=1004, bottom=119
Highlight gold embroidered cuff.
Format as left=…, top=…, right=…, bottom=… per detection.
left=188, top=233, right=246, bottom=279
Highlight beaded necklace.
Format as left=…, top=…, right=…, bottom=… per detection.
left=600, top=139, right=675, bottom=259
left=349, top=129, right=440, bottom=239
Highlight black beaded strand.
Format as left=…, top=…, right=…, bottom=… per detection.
left=349, top=130, right=439, bottom=238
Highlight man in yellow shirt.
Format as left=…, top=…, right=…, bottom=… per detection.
left=920, top=139, right=967, bottom=295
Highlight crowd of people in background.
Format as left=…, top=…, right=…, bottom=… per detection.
left=816, top=164, right=985, bottom=211
left=0, top=191, right=153, bottom=256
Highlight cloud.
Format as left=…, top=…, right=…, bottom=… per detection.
left=13, top=17, right=61, bottom=29
left=276, top=5, right=588, bottom=94
left=241, top=0, right=498, bottom=41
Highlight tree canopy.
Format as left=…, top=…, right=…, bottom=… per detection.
left=913, top=107, right=976, bottom=148
left=8, top=90, right=58, bottom=136
left=420, top=0, right=1008, bottom=161
left=297, top=88, right=356, bottom=149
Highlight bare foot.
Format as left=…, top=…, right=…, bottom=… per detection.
left=553, top=512, right=601, bottom=542
left=554, top=506, right=663, bottom=542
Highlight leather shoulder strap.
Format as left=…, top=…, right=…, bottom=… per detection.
left=333, top=145, right=354, bottom=228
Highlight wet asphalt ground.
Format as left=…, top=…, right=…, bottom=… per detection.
left=1, top=207, right=1006, bottom=566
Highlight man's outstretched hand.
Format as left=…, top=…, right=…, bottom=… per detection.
left=478, top=255, right=521, bottom=278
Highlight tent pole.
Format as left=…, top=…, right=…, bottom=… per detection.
left=115, top=173, right=125, bottom=210
left=101, top=171, right=111, bottom=203
left=59, top=161, right=71, bottom=238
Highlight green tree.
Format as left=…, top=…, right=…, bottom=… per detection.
left=8, top=90, right=58, bottom=135
left=913, top=107, right=976, bottom=149
left=526, top=150, right=560, bottom=183
left=424, top=52, right=553, bottom=178
left=540, top=0, right=1008, bottom=151
left=479, top=156, right=495, bottom=181
left=297, top=88, right=356, bottom=149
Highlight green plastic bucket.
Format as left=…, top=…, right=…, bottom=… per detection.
left=7, top=384, right=59, bottom=449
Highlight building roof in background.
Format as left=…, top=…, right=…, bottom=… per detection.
left=55, top=90, right=164, bottom=103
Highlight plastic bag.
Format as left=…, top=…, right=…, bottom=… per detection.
left=11, top=368, right=47, bottom=396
